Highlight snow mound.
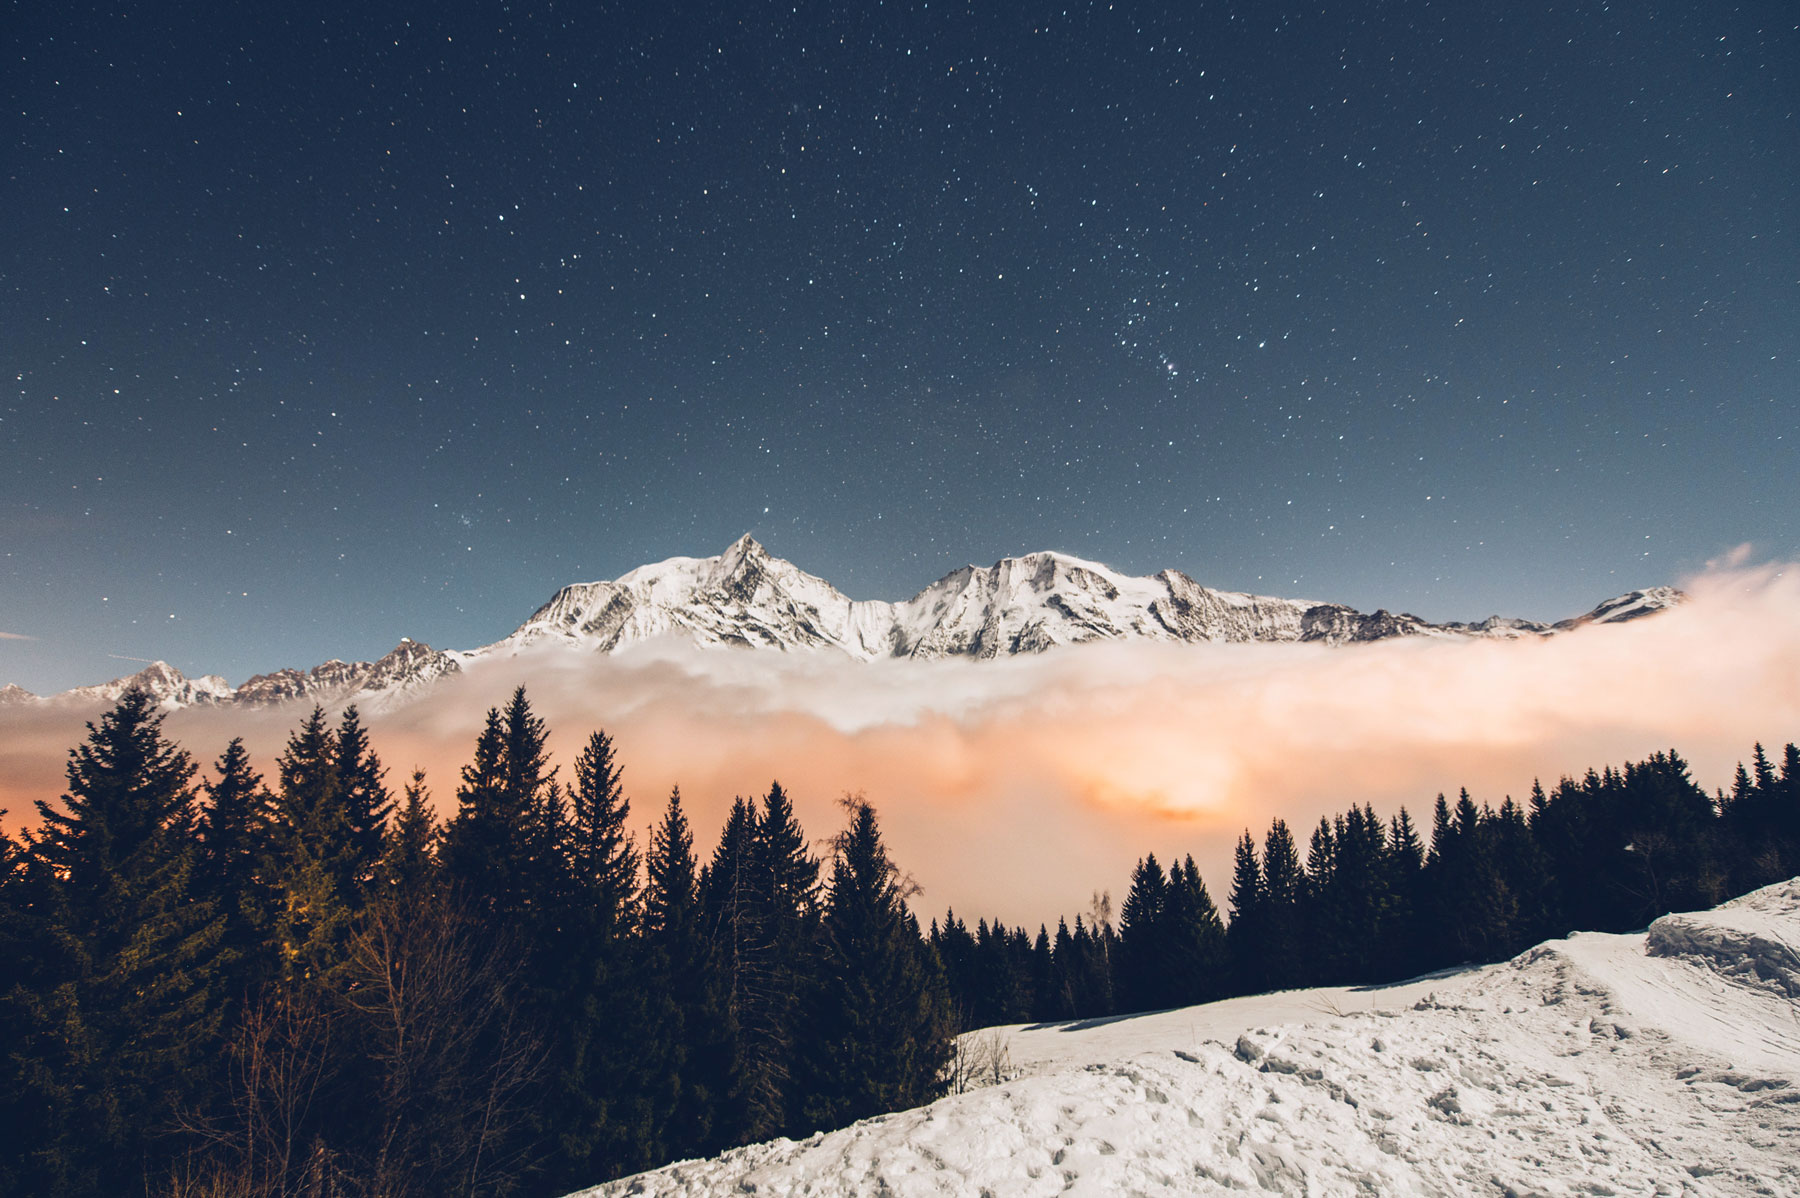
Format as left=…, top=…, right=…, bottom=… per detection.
left=1646, top=878, right=1800, bottom=1000
left=575, top=880, right=1800, bottom=1197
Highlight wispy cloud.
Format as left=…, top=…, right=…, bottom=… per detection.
left=6, top=560, right=1797, bottom=925
left=0, top=631, right=33, bottom=641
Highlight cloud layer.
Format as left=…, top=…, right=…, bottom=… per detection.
left=4, top=562, right=1797, bottom=926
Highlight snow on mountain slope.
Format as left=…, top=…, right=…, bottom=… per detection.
left=59, top=660, right=237, bottom=709
left=490, top=534, right=1681, bottom=666
left=499, top=533, right=903, bottom=659
left=16, top=640, right=462, bottom=712
left=572, top=881, right=1800, bottom=1197
left=13, top=536, right=1687, bottom=708
left=231, top=638, right=462, bottom=711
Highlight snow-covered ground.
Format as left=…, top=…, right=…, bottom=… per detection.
left=574, top=880, right=1800, bottom=1196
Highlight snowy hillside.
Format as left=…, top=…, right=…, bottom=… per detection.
left=572, top=880, right=1800, bottom=1196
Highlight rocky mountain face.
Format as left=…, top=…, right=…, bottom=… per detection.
left=13, top=640, right=461, bottom=712
left=499, top=534, right=1681, bottom=660
left=14, top=535, right=1683, bottom=711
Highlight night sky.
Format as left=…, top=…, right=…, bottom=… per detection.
left=5, top=1, right=1797, bottom=695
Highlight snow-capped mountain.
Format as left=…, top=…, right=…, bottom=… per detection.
left=12, top=534, right=1683, bottom=710
left=230, top=638, right=461, bottom=709
left=59, top=660, right=238, bottom=709
left=12, top=639, right=461, bottom=713
left=497, top=533, right=1682, bottom=661
left=572, top=879, right=1800, bottom=1196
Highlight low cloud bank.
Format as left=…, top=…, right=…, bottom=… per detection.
left=4, top=562, right=1797, bottom=925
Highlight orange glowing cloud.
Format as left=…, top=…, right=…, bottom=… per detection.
left=3, top=561, right=1797, bottom=926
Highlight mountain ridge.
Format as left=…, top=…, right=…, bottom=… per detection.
left=5, top=534, right=1683, bottom=712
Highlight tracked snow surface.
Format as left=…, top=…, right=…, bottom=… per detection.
left=574, top=881, right=1800, bottom=1197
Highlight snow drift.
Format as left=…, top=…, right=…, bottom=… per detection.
left=573, top=880, right=1800, bottom=1196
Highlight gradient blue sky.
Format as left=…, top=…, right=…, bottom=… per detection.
left=5, top=0, right=1797, bottom=693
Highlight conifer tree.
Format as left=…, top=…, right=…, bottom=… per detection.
left=19, top=690, right=225, bottom=1195
left=1260, top=819, right=1305, bottom=989
left=800, top=798, right=951, bottom=1131
left=642, top=787, right=729, bottom=1160
left=1303, top=817, right=1338, bottom=982
left=381, top=769, right=439, bottom=900
left=1117, top=853, right=1169, bottom=1011
left=264, top=706, right=361, bottom=985
left=1162, top=856, right=1227, bottom=1006
left=1492, top=795, right=1551, bottom=948
left=1028, top=924, right=1056, bottom=1020
left=442, top=688, right=556, bottom=922
left=743, top=780, right=822, bottom=1139
left=697, top=795, right=758, bottom=1142
left=704, top=797, right=759, bottom=1011
left=1048, top=916, right=1077, bottom=1018
left=198, top=737, right=272, bottom=995
left=335, top=706, right=392, bottom=891
left=1225, top=831, right=1264, bottom=995
left=570, top=729, right=638, bottom=938
left=1383, top=808, right=1426, bottom=980
left=932, top=909, right=978, bottom=1027
left=972, top=917, right=1032, bottom=1025
left=547, top=730, right=660, bottom=1185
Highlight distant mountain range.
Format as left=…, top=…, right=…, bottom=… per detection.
left=2, top=534, right=1683, bottom=712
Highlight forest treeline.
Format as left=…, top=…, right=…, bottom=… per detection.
left=933, top=740, right=1800, bottom=1029
left=0, top=686, right=1795, bottom=1197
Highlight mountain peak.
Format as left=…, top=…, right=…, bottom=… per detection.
left=716, top=532, right=770, bottom=581
left=19, top=542, right=1688, bottom=711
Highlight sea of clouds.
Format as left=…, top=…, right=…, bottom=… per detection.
left=5, top=556, right=1796, bottom=925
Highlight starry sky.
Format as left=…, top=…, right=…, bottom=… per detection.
left=5, top=0, right=1797, bottom=695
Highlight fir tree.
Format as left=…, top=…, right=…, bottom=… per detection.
left=800, top=798, right=952, bottom=1131
left=335, top=706, right=392, bottom=891
left=1117, top=853, right=1169, bottom=1011
left=17, top=690, right=225, bottom=1195
left=381, top=768, right=439, bottom=900
left=1162, top=856, right=1227, bottom=1006
left=264, top=706, right=361, bottom=985
left=197, top=737, right=272, bottom=994
left=744, top=780, right=822, bottom=1139
left=698, top=795, right=758, bottom=1144
left=642, top=787, right=729, bottom=1160
left=569, top=728, right=638, bottom=939
left=442, top=688, right=556, bottom=922
left=1028, top=924, right=1056, bottom=1020
left=1260, top=819, right=1305, bottom=989
left=1225, top=831, right=1264, bottom=995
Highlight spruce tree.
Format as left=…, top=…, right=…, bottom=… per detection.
left=335, top=706, right=392, bottom=890
left=198, top=737, right=272, bottom=995
left=1162, top=856, right=1227, bottom=1006
left=1225, top=831, right=1264, bottom=995
left=442, top=688, right=556, bottom=922
left=745, top=780, right=822, bottom=1139
left=800, top=798, right=952, bottom=1132
left=1028, top=924, right=1056, bottom=1020
left=264, top=706, right=360, bottom=985
left=19, top=690, right=225, bottom=1195
left=381, top=768, right=439, bottom=900
left=932, top=909, right=978, bottom=1027
left=1383, top=808, right=1427, bottom=979
left=642, top=787, right=730, bottom=1160
left=1117, top=853, right=1169, bottom=1012
left=570, top=728, right=638, bottom=938
left=1260, top=819, right=1305, bottom=989
left=701, top=796, right=760, bottom=1143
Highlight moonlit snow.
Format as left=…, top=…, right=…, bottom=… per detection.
left=573, top=881, right=1800, bottom=1196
